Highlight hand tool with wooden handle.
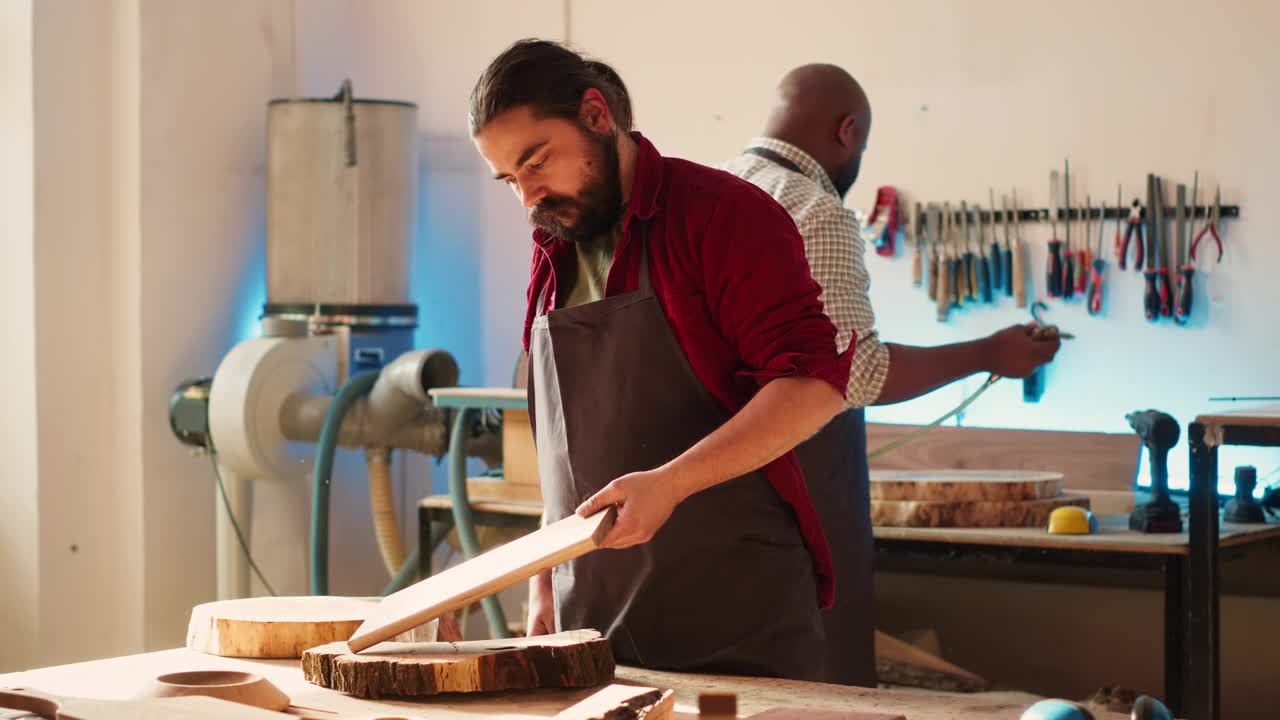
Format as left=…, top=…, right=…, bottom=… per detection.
left=910, top=201, right=924, bottom=287
left=948, top=206, right=961, bottom=308
left=1046, top=171, right=1064, bottom=297
left=988, top=188, right=1003, bottom=292
left=1012, top=189, right=1027, bottom=307
left=1174, top=180, right=1192, bottom=325
left=1142, top=174, right=1161, bottom=320
left=1062, top=160, right=1075, bottom=299
left=958, top=202, right=974, bottom=301
left=936, top=203, right=953, bottom=321
left=975, top=203, right=992, bottom=302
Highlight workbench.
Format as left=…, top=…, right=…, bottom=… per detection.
left=0, top=648, right=1123, bottom=720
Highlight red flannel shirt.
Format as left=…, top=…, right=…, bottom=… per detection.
left=520, top=132, right=853, bottom=608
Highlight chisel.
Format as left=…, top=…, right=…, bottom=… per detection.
left=1143, top=174, right=1161, bottom=321
left=1175, top=174, right=1197, bottom=325
left=1063, top=159, right=1075, bottom=300
left=1012, top=188, right=1027, bottom=308
left=936, top=203, right=953, bottom=321
left=1002, top=194, right=1014, bottom=298
left=975, top=203, right=992, bottom=302
left=1047, top=170, right=1064, bottom=297
left=960, top=202, right=976, bottom=300
left=988, top=188, right=1003, bottom=292
left=949, top=205, right=961, bottom=308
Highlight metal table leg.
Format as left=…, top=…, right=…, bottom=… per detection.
left=1163, top=555, right=1185, bottom=716
left=445, top=407, right=510, bottom=638
left=1186, top=422, right=1220, bottom=720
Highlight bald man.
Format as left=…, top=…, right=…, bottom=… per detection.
left=721, top=64, right=1061, bottom=686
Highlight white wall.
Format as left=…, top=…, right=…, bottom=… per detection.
left=0, top=0, right=39, bottom=673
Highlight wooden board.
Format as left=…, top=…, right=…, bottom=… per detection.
left=347, top=508, right=615, bottom=653
left=554, top=684, right=674, bottom=720
left=1195, top=403, right=1280, bottom=428
left=870, top=470, right=1063, bottom=502
left=871, top=493, right=1090, bottom=528
left=186, top=597, right=440, bottom=659
left=0, top=688, right=290, bottom=720
left=302, top=630, right=614, bottom=699
left=866, top=423, right=1139, bottom=492
left=748, top=709, right=906, bottom=720
left=503, top=408, right=541, bottom=487
left=873, top=630, right=989, bottom=692
left=467, top=475, right=543, bottom=504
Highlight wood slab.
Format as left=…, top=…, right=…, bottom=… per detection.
left=871, top=494, right=1090, bottom=528
left=347, top=507, right=614, bottom=653
left=554, top=684, right=674, bottom=720
left=870, top=470, right=1063, bottom=502
left=302, top=630, right=614, bottom=699
left=0, top=688, right=290, bottom=720
left=874, top=630, right=989, bottom=692
left=186, top=596, right=440, bottom=659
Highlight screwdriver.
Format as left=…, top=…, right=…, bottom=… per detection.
left=1047, top=170, right=1064, bottom=297
left=1012, top=189, right=1027, bottom=308
left=1077, top=196, right=1091, bottom=295
left=975, top=203, right=992, bottom=302
left=964, top=203, right=979, bottom=301
left=949, top=206, right=961, bottom=308
left=1087, top=192, right=1107, bottom=316
left=936, top=203, right=953, bottom=321
left=1157, top=176, right=1173, bottom=317
left=910, top=201, right=924, bottom=288
left=1174, top=175, right=1196, bottom=325
left=1001, top=194, right=1014, bottom=298
left=988, top=188, right=1003, bottom=292
left=1062, top=160, right=1075, bottom=300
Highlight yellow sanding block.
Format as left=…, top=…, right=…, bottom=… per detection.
left=1047, top=506, right=1096, bottom=534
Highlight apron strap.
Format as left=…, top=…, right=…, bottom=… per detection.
left=744, top=146, right=805, bottom=176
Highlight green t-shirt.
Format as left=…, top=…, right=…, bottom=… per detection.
left=563, top=224, right=621, bottom=308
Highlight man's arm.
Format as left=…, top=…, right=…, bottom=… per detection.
left=876, top=326, right=1060, bottom=405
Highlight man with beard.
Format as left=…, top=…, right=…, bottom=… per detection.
left=721, top=64, right=1062, bottom=686
left=469, top=40, right=852, bottom=681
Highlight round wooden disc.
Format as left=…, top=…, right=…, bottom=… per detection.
left=869, top=470, right=1064, bottom=502
left=186, top=596, right=379, bottom=659
left=871, top=493, right=1090, bottom=528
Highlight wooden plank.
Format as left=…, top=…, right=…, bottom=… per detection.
left=871, top=494, right=1090, bottom=528
left=467, top=476, right=544, bottom=504
left=347, top=508, right=615, bottom=653
left=553, top=684, right=674, bottom=720
left=873, top=631, right=989, bottom=691
left=866, top=423, right=1139, bottom=492
left=419, top=495, right=544, bottom=517
left=1195, top=403, right=1280, bottom=428
left=428, top=387, right=529, bottom=408
left=747, top=708, right=906, bottom=720
left=302, top=630, right=614, bottom=699
left=869, top=470, right=1063, bottom=502
left=0, top=647, right=1131, bottom=720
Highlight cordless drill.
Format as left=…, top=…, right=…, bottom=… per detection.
left=1127, top=410, right=1183, bottom=533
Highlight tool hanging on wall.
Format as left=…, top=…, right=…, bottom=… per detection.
left=975, top=203, right=993, bottom=302
left=1120, top=195, right=1146, bottom=271
left=927, top=204, right=941, bottom=302
left=948, top=204, right=961, bottom=309
left=1174, top=178, right=1193, bottom=325
left=864, top=186, right=901, bottom=257
left=1076, top=195, right=1091, bottom=296
left=989, top=189, right=1003, bottom=292
left=1087, top=191, right=1107, bottom=316
left=1012, top=189, right=1027, bottom=307
left=1143, top=174, right=1162, bottom=321
left=1047, top=171, right=1064, bottom=298
left=1062, top=160, right=1076, bottom=300
left=1191, top=185, right=1224, bottom=263
left=960, top=202, right=976, bottom=301
left=1156, top=176, right=1173, bottom=317
left=936, top=203, right=953, bottom=321
left=910, top=201, right=924, bottom=288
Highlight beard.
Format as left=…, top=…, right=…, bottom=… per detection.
left=834, top=154, right=861, bottom=199
left=529, top=127, right=623, bottom=245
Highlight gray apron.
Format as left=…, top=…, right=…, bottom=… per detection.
left=527, top=227, right=825, bottom=680
left=795, top=408, right=876, bottom=686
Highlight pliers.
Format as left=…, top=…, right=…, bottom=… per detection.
left=1117, top=199, right=1145, bottom=271
left=1190, top=186, right=1224, bottom=263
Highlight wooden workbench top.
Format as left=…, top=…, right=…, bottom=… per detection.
left=0, top=647, right=1129, bottom=720
left=1194, top=403, right=1280, bottom=428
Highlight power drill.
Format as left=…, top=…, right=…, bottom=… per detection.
left=1127, top=409, right=1183, bottom=533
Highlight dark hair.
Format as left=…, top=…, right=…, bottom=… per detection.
left=469, top=39, right=633, bottom=135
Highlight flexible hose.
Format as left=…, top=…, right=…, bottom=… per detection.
left=310, top=369, right=380, bottom=596
left=367, top=447, right=407, bottom=576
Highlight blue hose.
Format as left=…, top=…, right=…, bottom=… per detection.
left=310, top=369, right=381, bottom=596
